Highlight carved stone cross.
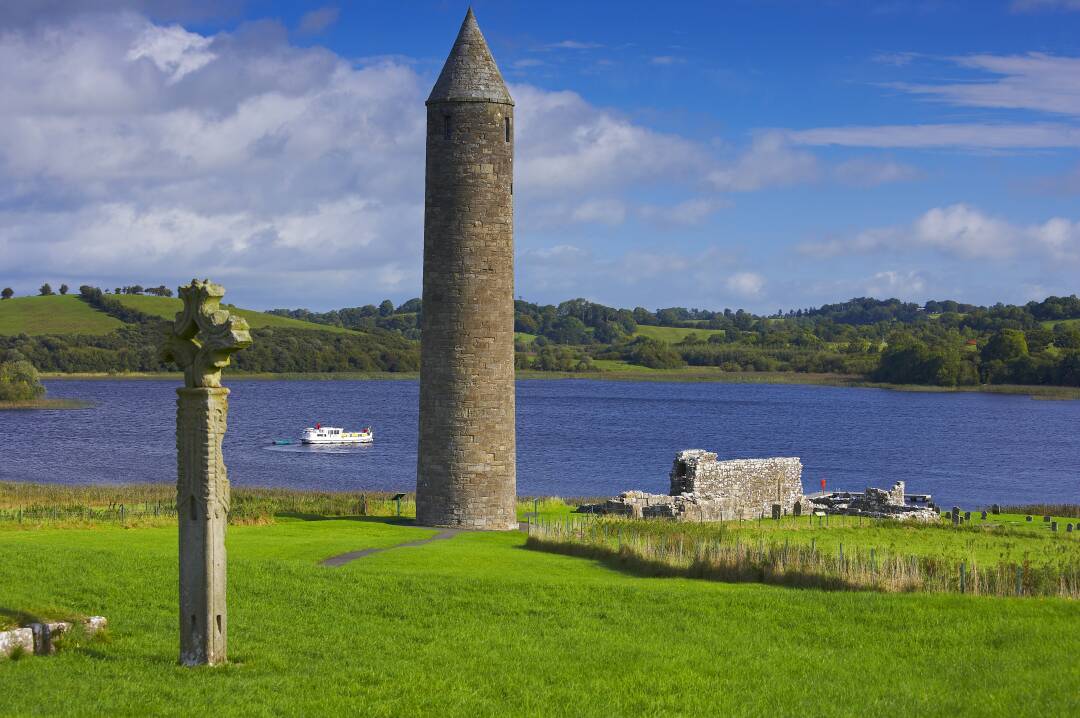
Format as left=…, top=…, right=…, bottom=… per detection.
left=161, top=279, right=251, bottom=667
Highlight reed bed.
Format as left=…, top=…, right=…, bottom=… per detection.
left=526, top=516, right=1080, bottom=599
left=0, top=482, right=415, bottom=526
left=1000, top=503, right=1080, bottom=519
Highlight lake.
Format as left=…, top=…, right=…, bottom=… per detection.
left=1, top=379, right=1077, bottom=508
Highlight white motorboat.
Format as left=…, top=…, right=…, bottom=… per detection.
left=301, top=424, right=373, bottom=445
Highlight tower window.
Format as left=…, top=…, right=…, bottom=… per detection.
left=443, top=114, right=452, bottom=140
left=504, top=116, right=511, bottom=143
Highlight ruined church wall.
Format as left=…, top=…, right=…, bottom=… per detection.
left=670, top=454, right=805, bottom=519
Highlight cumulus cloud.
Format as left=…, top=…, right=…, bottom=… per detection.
left=708, top=133, right=819, bottom=191
left=798, top=204, right=1080, bottom=262
left=724, top=272, right=766, bottom=299
left=863, top=270, right=926, bottom=299
left=0, top=11, right=753, bottom=308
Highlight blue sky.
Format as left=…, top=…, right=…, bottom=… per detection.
left=1, top=1, right=1078, bottom=312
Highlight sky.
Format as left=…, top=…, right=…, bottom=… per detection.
left=1, top=0, right=1078, bottom=313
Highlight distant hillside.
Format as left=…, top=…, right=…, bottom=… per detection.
left=0, top=293, right=355, bottom=337
left=0, top=290, right=418, bottom=374
left=0, top=295, right=126, bottom=336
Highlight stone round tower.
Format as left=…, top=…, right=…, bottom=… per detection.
left=416, top=9, right=517, bottom=530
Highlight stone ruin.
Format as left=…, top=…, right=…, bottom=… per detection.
left=813, top=482, right=938, bottom=522
left=0, top=616, right=107, bottom=659
left=580, top=450, right=814, bottom=521
left=579, top=449, right=938, bottom=523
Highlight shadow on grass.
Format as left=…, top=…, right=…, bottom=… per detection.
left=523, top=538, right=869, bottom=593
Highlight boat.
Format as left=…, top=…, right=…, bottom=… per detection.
left=301, top=423, right=374, bottom=445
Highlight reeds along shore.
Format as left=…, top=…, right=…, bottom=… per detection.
left=525, top=516, right=1080, bottom=599
left=0, top=483, right=418, bottom=525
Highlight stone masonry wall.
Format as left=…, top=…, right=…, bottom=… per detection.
left=669, top=450, right=805, bottom=519
left=416, top=13, right=517, bottom=530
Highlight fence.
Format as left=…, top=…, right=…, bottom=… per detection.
left=525, top=516, right=1080, bottom=599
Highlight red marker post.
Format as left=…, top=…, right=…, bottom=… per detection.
left=820, top=478, right=826, bottom=496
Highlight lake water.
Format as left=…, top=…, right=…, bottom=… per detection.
left=1, top=379, right=1077, bottom=507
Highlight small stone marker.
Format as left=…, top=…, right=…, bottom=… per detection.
left=1044, top=515, right=1051, bottom=522
left=1026, top=515, right=1032, bottom=522
left=1067, top=524, right=1073, bottom=533
left=964, top=511, right=971, bottom=521
left=980, top=511, right=987, bottom=520
left=1051, top=522, right=1058, bottom=532
left=161, top=279, right=251, bottom=667
left=771, top=503, right=781, bottom=520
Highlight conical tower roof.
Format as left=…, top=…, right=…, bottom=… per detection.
left=427, top=8, right=513, bottom=106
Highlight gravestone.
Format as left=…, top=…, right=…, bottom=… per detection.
left=964, top=511, right=971, bottom=521
left=980, top=511, right=987, bottom=520
left=1051, top=522, right=1058, bottom=532
left=991, top=504, right=1000, bottom=515
left=1026, top=516, right=1032, bottom=522
left=161, top=279, right=251, bottom=667
left=771, top=503, right=781, bottom=520
left=1068, top=524, right=1073, bottom=533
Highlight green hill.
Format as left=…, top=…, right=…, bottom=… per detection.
left=634, top=325, right=727, bottom=343
left=110, top=295, right=354, bottom=334
left=0, top=296, right=126, bottom=336
left=0, top=294, right=353, bottom=337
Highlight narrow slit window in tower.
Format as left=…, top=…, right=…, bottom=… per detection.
left=189, top=495, right=196, bottom=521
left=504, top=116, right=511, bottom=142
left=444, top=114, right=452, bottom=140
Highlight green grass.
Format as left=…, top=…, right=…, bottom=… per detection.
left=1040, top=318, right=1080, bottom=330
left=111, top=295, right=355, bottom=334
left=634, top=325, right=727, bottom=343
left=514, top=331, right=537, bottom=344
left=0, top=517, right=1077, bottom=715
left=0, top=296, right=126, bottom=336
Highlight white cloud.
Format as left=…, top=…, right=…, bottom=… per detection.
left=298, top=6, right=339, bottom=35
left=788, top=123, right=1080, bottom=149
left=650, top=56, right=685, bottom=66
left=570, top=199, right=626, bottom=225
left=862, top=270, right=926, bottom=299
left=892, top=53, right=1080, bottom=117
left=798, top=204, right=1080, bottom=262
left=833, top=158, right=920, bottom=186
left=545, top=40, right=603, bottom=50
left=126, top=22, right=215, bottom=83
left=637, top=198, right=727, bottom=226
left=725, top=272, right=766, bottom=299
left=513, top=85, right=706, bottom=197
left=708, top=132, right=819, bottom=191
left=872, top=51, right=918, bottom=66
left=1011, top=0, right=1080, bottom=11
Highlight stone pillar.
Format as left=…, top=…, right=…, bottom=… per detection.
left=176, top=387, right=230, bottom=666
left=416, top=10, right=517, bottom=530
left=161, top=279, right=250, bottom=667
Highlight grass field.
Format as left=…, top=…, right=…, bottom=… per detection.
left=1, top=514, right=1077, bottom=716
left=111, top=295, right=355, bottom=334
left=634, top=325, right=727, bottom=342
left=0, top=295, right=126, bottom=336
left=1041, top=318, right=1080, bottom=330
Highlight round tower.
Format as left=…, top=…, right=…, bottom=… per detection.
left=417, top=9, right=517, bottom=530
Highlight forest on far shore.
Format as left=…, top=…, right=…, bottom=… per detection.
left=1, top=285, right=1080, bottom=388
